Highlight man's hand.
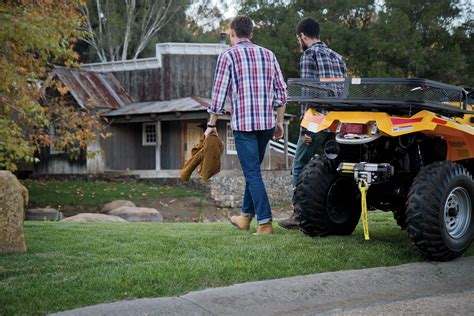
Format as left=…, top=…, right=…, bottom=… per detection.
left=273, top=122, right=284, bottom=140
left=204, top=127, right=217, bottom=138
left=302, top=134, right=312, bottom=145
left=274, top=105, right=286, bottom=141
left=205, top=113, right=218, bottom=138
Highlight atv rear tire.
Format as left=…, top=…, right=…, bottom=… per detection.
left=294, top=157, right=361, bottom=236
left=406, top=161, right=474, bottom=261
left=392, top=206, right=407, bottom=230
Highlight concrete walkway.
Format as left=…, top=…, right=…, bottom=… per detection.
left=53, top=256, right=474, bottom=316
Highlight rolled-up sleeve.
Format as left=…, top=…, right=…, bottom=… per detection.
left=208, top=52, right=231, bottom=115
left=272, top=55, right=287, bottom=108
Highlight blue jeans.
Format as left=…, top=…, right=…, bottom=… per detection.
left=234, top=128, right=274, bottom=225
left=291, top=132, right=329, bottom=188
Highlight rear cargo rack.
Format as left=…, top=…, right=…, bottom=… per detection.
left=287, top=77, right=473, bottom=116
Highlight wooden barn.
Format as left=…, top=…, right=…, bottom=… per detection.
left=34, top=43, right=294, bottom=177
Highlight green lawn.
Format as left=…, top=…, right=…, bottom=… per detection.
left=22, top=180, right=205, bottom=209
left=1, top=212, right=472, bottom=315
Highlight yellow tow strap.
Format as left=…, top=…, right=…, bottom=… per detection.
left=358, top=179, right=370, bottom=241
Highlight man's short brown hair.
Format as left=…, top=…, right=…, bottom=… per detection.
left=231, top=15, right=253, bottom=38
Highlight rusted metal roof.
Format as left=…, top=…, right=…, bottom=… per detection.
left=103, top=97, right=230, bottom=116
left=53, top=66, right=132, bottom=110
left=103, top=96, right=295, bottom=120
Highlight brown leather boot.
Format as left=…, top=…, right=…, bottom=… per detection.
left=253, top=222, right=274, bottom=235
left=230, top=215, right=252, bottom=231
left=277, top=212, right=300, bottom=230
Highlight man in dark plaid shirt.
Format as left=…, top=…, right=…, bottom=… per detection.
left=279, top=17, right=347, bottom=230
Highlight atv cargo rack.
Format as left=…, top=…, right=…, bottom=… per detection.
left=287, top=77, right=474, bottom=117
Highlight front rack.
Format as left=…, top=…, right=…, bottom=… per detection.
left=287, top=77, right=473, bottom=117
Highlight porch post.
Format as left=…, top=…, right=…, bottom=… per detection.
left=155, top=120, right=162, bottom=170
left=284, top=121, right=289, bottom=170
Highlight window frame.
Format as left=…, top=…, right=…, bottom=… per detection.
left=49, top=125, right=65, bottom=155
left=142, top=123, right=157, bottom=146
left=226, top=122, right=237, bottom=155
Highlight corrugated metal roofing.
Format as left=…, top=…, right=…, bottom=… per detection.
left=53, top=66, right=132, bottom=110
left=103, top=97, right=229, bottom=116
left=103, top=97, right=294, bottom=119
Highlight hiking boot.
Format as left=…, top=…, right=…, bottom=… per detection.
left=230, top=215, right=252, bottom=231
left=278, top=212, right=300, bottom=230
left=253, top=222, right=274, bottom=235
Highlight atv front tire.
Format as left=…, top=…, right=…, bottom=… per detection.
left=406, top=161, right=474, bottom=261
left=294, top=157, right=361, bottom=236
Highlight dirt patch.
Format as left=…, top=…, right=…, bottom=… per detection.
left=137, top=197, right=293, bottom=222
left=137, top=197, right=226, bottom=222
left=50, top=197, right=293, bottom=223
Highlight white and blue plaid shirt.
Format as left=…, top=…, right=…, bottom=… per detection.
left=300, top=42, right=346, bottom=128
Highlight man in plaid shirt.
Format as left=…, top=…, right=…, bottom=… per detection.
left=279, top=17, right=347, bottom=230
left=205, top=15, right=287, bottom=235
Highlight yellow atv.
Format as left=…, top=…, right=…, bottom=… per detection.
left=288, top=77, right=474, bottom=261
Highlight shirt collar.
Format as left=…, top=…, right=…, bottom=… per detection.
left=311, top=41, right=327, bottom=48
left=236, top=39, right=252, bottom=45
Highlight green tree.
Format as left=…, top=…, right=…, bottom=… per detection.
left=239, top=0, right=472, bottom=142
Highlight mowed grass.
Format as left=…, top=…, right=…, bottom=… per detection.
left=1, top=212, right=472, bottom=315
left=22, top=180, right=205, bottom=209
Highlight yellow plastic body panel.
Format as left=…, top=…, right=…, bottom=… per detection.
left=301, top=108, right=474, bottom=161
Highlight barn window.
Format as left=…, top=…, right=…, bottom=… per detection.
left=49, top=125, right=65, bottom=155
left=142, top=123, right=157, bottom=146
left=226, top=123, right=237, bottom=155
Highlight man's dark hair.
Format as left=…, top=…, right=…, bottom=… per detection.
left=231, top=15, right=254, bottom=38
left=296, top=17, right=320, bottom=39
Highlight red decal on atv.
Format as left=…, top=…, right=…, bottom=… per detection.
left=390, top=117, right=423, bottom=125
left=432, top=118, right=448, bottom=125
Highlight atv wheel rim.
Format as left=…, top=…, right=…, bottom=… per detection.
left=444, top=187, right=472, bottom=239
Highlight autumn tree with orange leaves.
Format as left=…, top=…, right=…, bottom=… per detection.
left=0, top=0, right=104, bottom=171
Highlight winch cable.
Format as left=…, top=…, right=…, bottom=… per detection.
left=358, top=178, right=370, bottom=241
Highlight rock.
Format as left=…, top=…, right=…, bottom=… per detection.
left=26, top=208, right=64, bottom=221
left=108, top=206, right=163, bottom=222
left=100, top=200, right=136, bottom=214
left=0, top=171, right=28, bottom=253
left=61, top=213, right=128, bottom=223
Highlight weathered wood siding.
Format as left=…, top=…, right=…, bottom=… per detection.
left=160, top=121, right=182, bottom=169
left=102, top=123, right=155, bottom=170
left=162, top=55, right=217, bottom=100
left=34, top=150, right=86, bottom=174
left=113, top=54, right=218, bottom=102
left=113, top=68, right=162, bottom=102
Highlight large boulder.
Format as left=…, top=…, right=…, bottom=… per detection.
left=0, top=171, right=28, bottom=253
left=26, top=208, right=64, bottom=221
left=61, top=213, right=128, bottom=223
left=100, top=200, right=136, bottom=214
left=108, top=206, right=163, bottom=222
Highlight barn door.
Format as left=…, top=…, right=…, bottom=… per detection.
left=184, top=122, right=205, bottom=162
